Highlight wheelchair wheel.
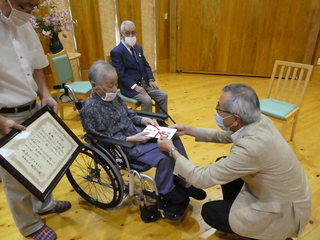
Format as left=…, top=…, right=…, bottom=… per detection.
left=66, top=143, right=124, bottom=209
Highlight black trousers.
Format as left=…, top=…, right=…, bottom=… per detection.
left=201, top=157, right=244, bottom=234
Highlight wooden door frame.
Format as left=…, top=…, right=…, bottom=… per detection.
left=169, top=0, right=177, bottom=73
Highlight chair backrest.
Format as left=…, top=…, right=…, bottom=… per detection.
left=47, top=50, right=73, bottom=85
left=266, top=60, right=313, bottom=108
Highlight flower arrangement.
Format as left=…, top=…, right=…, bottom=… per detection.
left=29, top=0, right=74, bottom=38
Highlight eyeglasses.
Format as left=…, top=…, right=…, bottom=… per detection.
left=216, top=108, right=234, bottom=115
left=12, top=0, right=38, bottom=12
left=122, top=30, right=137, bottom=37
left=216, top=103, right=235, bottom=115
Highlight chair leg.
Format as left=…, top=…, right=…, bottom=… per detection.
left=280, top=120, right=288, bottom=139
left=290, top=114, right=299, bottom=141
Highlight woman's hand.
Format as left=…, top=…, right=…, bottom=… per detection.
left=126, top=132, right=152, bottom=143
left=141, top=117, right=158, bottom=126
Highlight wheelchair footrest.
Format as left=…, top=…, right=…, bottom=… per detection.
left=162, top=198, right=190, bottom=221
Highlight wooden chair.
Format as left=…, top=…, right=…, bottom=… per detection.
left=105, top=55, right=142, bottom=109
left=260, top=60, right=313, bottom=141
left=47, top=50, right=92, bottom=119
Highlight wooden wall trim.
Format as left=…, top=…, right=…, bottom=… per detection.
left=169, top=0, right=177, bottom=73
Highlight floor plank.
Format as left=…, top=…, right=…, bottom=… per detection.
left=0, top=73, right=319, bottom=239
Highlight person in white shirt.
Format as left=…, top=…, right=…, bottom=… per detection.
left=0, top=1, right=71, bottom=239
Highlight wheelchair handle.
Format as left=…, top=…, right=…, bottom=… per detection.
left=53, top=83, right=66, bottom=90
left=53, top=84, right=76, bottom=99
left=53, top=83, right=81, bottom=106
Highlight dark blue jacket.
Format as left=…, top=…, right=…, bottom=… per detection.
left=110, top=42, right=154, bottom=98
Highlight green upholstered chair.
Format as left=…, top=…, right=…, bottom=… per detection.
left=116, top=91, right=142, bottom=110
left=47, top=50, right=92, bottom=119
left=260, top=60, right=313, bottom=141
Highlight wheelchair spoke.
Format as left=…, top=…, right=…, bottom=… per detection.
left=66, top=144, right=124, bottom=209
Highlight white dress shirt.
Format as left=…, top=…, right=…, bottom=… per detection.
left=0, top=18, right=48, bottom=108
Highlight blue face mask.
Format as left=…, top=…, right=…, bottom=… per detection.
left=215, top=110, right=234, bottom=131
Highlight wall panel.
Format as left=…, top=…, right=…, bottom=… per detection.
left=69, top=0, right=104, bottom=80
left=175, top=0, right=320, bottom=76
left=155, top=0, right=170, bottom=73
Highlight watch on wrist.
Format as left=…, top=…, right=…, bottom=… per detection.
left=168, top=147, right=178, bottom=157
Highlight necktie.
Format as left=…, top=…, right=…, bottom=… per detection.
left=130, top=47, right=138, bottom=62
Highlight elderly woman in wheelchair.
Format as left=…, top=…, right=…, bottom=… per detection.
left=75, top=60, right=206, bottom=222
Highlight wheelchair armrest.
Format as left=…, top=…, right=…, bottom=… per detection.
left=83, top=133, right=135, bottom=149
left=128, top=109, right=168, bottom=121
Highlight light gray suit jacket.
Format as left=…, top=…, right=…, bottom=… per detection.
left=174, top=114, right=311, bottom=240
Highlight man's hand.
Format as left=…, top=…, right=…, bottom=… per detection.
left=158, top=136, right=174, bottom=152
left=149, top=81, right=159, bottom=89
left=41, top=97, right=58, bottom=114
left=0, top=115, right=26, bottom=136
left=167, top=124, right=187, bottom=136
left=126, top=132, right=152, bottom=143
left=134, top=85, right=147, bottom=95
left=168, top=124, right=197, bottom=137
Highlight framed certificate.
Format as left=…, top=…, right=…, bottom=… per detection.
left=0, top=105, right=83, bottom=202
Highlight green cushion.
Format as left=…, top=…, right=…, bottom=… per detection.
left=59, top=81, right=92, bottom=95
left=260, top=99, right=296, bottom=119
left=117, top=92, right=139, bottom=104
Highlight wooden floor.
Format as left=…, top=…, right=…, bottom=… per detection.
left=1, top=73, right=320, bottom=240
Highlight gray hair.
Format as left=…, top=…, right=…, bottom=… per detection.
left=222, top=83, right=261, bottom=125
left=87, top=60, right=116, bottom=85
left=120, top=20, right=135, bottom=32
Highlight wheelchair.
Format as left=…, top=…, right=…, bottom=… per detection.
left=54, top=83, right=189, bottom=223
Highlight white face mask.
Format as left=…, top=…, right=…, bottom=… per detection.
left=124, top=36, right=136, bottom=47
left=1, top=0, right=32, bottom=26
left=97, top=85, right=117, bottom=102
left=102, top=92, right=117, bottom=102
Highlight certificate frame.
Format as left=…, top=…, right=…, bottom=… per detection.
left=0, top=105, right=83, bottom=202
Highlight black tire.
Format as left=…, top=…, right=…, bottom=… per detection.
left=140, top=205, right=162, bottom=223
left=66, top=144, right=124, bottom=209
